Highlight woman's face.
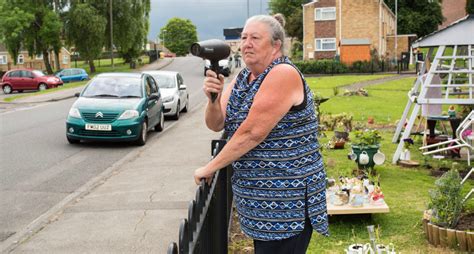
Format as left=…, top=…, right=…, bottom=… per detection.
left=240, top=21, right=279, bottom=68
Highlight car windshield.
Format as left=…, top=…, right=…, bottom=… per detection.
left=33, top=70, right=46, bottom=77
left=82, top=77, right=143, bottom=98
left=152, top=75, right=175, bottom=89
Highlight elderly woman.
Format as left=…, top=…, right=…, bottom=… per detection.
left=194, top=14, right=328, bottom=253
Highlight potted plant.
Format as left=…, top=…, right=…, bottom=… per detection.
left=423, top=169, right=474, bottom=251
left=399, top=138, right=414, bottom=161
left=351, top=129, right=382, bottom=170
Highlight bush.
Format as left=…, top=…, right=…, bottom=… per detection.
left=293, top=60, right=347, bottom=74
left=428, top=170, right=464, bottom=228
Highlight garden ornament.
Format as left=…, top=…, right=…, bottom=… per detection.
left=348, top=151, right=357, bottom=161
left=359, top=151, right=370, bottom=165
left=345, top=243, right=374, bottom=254
left=373, top=150, right=385, bottom=165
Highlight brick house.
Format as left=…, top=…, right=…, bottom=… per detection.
left=0, top=43, right=71, bottom=72
left=303, top=0, right=416, bottom=64
left=440, top=0, right=467, bottom=29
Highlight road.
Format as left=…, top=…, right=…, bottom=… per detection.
left=0, top=56, right=222, bottom=244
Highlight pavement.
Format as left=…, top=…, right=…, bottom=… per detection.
left=0, top=58, right=221, bottom=253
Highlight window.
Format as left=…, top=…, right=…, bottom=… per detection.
left=0, top=55, right=7, bottom=65
left=315, top=7, right=336, bottom=21
left=36, top=54, right=43, bottom=60
left=148, top=77, right=158, bottom=94
left=17, top=54, right=24, bottom=64
left=63, top=55, right=69, bottom=64
left=8, top=71, right=21, bottom=77
left=20, top=70, right=34, bottom=78
left=315, top=38, right=336, bottom=51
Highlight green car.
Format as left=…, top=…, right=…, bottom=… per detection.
left=66, top=73, right=165, bottom=146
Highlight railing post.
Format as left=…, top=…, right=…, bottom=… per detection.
left=178, top=219, right=189, bottom=254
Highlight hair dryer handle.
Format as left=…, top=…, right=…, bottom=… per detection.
left=209, top=60, right=220, bottom=103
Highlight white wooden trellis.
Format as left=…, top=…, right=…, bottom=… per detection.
left=392, top=15, right=474, bottom=164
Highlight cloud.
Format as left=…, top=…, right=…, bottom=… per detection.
left=148, top=0, right=269, bottom=41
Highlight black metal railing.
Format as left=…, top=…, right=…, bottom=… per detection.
left=167, top=139, right=233, bottom=254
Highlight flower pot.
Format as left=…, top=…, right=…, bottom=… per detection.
left=334, top=131, right=349, bottom=141
left=351, top=145, right=379, bottom=170
left=424, top=221, right=474, bottom=251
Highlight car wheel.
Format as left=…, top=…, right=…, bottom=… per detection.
left=135, top=121, right=147, bottom=146
left=38, top=83, right=48, bottom=91
left=182, top=96, right=189, bottom=112
left=154, top=110, right=164, bottom=132
left=172, top=101, right=180, bottom=120
left=2, top=85, right=12, bottom=94
left=67, top=136, right=80, bottom=144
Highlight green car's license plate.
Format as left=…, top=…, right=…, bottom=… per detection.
left=85, top=124, right=112, bottom=131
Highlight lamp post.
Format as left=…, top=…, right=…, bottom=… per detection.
left=162, top=29, right=167, bottom=52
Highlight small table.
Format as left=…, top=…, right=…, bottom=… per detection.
left=326, top=194, right=390, bottom=215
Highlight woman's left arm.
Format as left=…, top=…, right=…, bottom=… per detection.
left=194, top=64, right=304, bottom=184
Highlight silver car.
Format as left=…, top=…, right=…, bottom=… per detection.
left=142, top=71, right=189, bottom=119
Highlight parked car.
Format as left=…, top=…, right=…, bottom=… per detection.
left=66, top=73, right=164, bottom=146
left=1, top=69, right=63, bottom=94
left=142, top=70, right=189, bottom=120
left=55, top=68, right=89, bottom=82
left=204, top=58, right=233, bottom=77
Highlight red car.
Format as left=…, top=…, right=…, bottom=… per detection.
left=1, top=69, right=63, bottom=94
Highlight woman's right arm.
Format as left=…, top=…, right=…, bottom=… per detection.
left=204, top=70, right=236, bottom=132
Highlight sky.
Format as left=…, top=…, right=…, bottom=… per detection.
left=148, top=0, right=270, bottom=42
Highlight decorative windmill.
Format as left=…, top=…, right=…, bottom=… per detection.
left=392, top=15, right=474, bottom=164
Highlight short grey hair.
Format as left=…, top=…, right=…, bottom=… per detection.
left=245, top=14, right=286, bottom=54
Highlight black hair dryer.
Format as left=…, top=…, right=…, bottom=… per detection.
left=189, top=39, right=230, bottom=103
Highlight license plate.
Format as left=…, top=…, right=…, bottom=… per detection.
left=85, top=124, right=112, bottom=131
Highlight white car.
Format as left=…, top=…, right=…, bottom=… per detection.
left=204, top=58, right=233, bottom=77
left=142, top=71, right=189, bottom=119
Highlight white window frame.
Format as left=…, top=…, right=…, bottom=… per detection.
left=62, top=55, right=69, bottom=64
left=315, top=7, right=336, bottom=21
left=35, top=54, right=43, bottom=60
left=315, top=38, right=336, bottom=51
left=17, top=54, right=24, bottom=64
left=0, top=55, right=7, bottom=65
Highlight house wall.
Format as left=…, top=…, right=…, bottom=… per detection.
left=0, top=48, right=71, bottom=72
left=386, top=36, right=414, bottom=60
left=440, top=0, right=467, bottom=29
left=304, top=0, right=399, bottom=61
left=303, top=3, right=316, bottom=60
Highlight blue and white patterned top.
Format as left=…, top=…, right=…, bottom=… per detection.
left=225, top=56, right=329, bottom=241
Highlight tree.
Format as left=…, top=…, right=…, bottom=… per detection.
left=384, top=0, right=443, bottom=37
left=0, top=0, right=63, bottom=74
left=160, top=18, right=197, bottom=56
left=91, top=0, right=151, bottom=64
left=0, top=3, right=34, bottom=65
left=268, top=0, right=308, bottom=42
left=65, top=3, right=106, bottom=73
left=467, top=0, right=474, bottom=14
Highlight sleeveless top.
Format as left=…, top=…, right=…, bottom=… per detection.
left=225, top=56, right=329, bottom=241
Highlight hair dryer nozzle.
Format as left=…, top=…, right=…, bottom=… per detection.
left=189, top=39, right=230, bottom=61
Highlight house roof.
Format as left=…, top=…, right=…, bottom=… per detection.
left=412, top=14, right=474, bottom=48
left=340, top=38, right=371, bottom=45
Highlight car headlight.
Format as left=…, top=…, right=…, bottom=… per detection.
left=118, top=110, right=139, bottom=120
left=163, top=96, right=174, bottom=103
left=47, top=77, right=58, bottom=82
left=68, top=108, right=82, bottom=119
